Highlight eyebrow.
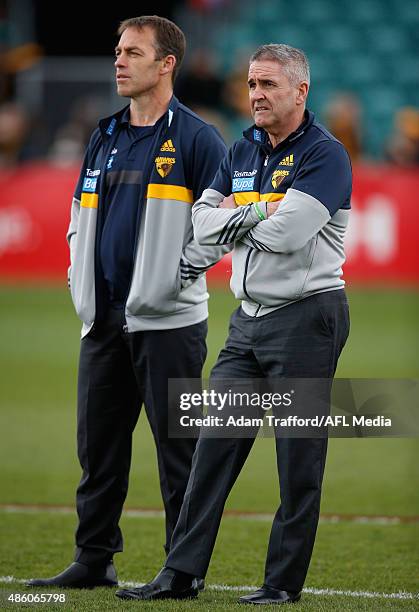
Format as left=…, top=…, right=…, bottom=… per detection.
left=114, top=45, right=143, bottom=53
left=247, top=77, right=274, bottom=84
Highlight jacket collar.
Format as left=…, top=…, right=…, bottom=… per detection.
left=243, top=109, right=314, bottom=151
left=98, top=95, right=180, bottom=140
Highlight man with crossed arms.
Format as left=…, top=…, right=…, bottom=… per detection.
left=117, top=43, right=351, bottom=605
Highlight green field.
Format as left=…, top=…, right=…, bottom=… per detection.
left=0, top=285, right=418, bottom=611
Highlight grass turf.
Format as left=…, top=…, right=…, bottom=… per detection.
left=0, top=285, right=418, bottom=610
left=0, top=513, right=418, bottom=610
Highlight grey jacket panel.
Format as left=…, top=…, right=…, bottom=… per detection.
left=126, top=198, right=186, bottom=317
left=304, top=209, right=348, bottom=294
left=67, top=196, right=80, bottom=269
left=67, top=197, right=96, bottom=331
left=192, top=189, right=348, bottom=316
left=125, top=288, right=209, bottom=332
left=124, top=197, right=229, bottom=331
left=68, top=194, right=227, bottom=336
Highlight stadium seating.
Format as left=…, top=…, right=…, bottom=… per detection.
left=182, top=0, right=418, bottom=157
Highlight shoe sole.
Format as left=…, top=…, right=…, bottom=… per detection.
left=26, top=581, right=118, bottom=589
left=238, top=594, right=301, bottom=605
left=116, top=588, right=199, bottom=601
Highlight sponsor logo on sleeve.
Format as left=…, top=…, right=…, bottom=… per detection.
left=83, top=169, right=101, bottom=192
left=233, top=169, right=257, bottom=178
left=232, top=176, right=255, bottom=192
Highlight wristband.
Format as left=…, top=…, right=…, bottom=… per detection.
left=253, top=201, right=266, bottom=221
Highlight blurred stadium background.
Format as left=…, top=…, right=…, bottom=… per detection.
left=0, top=1, right=418, bottom=609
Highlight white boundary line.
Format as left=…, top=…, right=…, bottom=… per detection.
left=0, top=576, right=417, bottom=601
left=1, top=506, right=418, bottom=601
left=1, top=505, right=417, bottom=524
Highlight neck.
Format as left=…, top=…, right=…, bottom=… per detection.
left=129, top=86, right=173, bottom=126
left=267, top=108, right=305, bottom=148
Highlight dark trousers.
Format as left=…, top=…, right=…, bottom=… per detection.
left=166, top=290, right=350, bottom=593
left=74, top=307, right=207, bottom=565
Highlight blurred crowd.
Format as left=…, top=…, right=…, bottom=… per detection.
left=1, top=54, right=418, bottom=169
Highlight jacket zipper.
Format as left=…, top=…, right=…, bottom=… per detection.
left=240, top=150, right=269, bottom=317
left=92, top=132, right=120, bottom=329
left=242, top=248, right=263, bottom=317
left=123, top=117, right=172, bottom=330
left=242, top=248, right=252, bottom=300
left=243, top=151, right=269, bottom=316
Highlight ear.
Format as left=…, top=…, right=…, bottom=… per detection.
left=296, top=81, right=309, bottom=106
left=159, top=54, right=176, bottom=78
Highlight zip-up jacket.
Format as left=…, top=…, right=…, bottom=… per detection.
left=67, top=96, right=228, bottom=336
left=192, top=110, right=352, bottom=316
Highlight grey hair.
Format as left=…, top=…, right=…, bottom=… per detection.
left=250, top=44, right=310, bottom=86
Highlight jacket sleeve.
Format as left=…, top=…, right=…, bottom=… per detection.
left=66, top=146, right=91, bottom=285
left=239, top=188, right=330, bottom=253
left=180, top=125, right=233, bottom=288
left=239, top=141, right=352, bottom=253
left=66, top=197, right=81, bottom=285
left=190, top=145, right=263, bottom=248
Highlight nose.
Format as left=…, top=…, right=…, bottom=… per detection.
left=250, top=87, right=265, bottom=103
left=114, top=54, right=125, bottom=68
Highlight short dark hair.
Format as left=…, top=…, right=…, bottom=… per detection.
left=117, top=15, right=186, bottom=83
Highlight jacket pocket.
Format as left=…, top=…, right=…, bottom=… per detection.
left=69, top=220, right=96, bottom=325
left=126, top=241, right=183, bottom=316
left=313, top=291, right=347, bottom=338
left=67, top=265, right=72, bottom=290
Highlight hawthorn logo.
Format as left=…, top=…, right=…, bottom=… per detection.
left=155, top=156, right=176, bottom=178
left=271, top=169, right=289, bottom=189
left=160, top=139, right=176, bottom=152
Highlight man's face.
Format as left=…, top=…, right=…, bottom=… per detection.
left=114, top=26, right=163, bottom=98
left=248, top=60, right=304, bottom=132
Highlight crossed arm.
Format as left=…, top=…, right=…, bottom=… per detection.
left=192, top=188, right=330, bottom=254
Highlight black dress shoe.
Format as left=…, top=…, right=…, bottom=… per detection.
left=239, top=586, right=301, bottom=605
left=115, top=567, right=198, bottom=601
left=26, top=561, right=117, bottom=589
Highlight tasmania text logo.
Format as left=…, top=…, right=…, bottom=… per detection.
left=160, top=139, right=176, bottom=152
left=232, top=169, right=257, bottom=192
left=155, top=156, right=175, bottom=178
left=278, top=154, right=294, bottom=166
left=233, top=169, right=257, bottom=178
left=83, top=169, right=100, bottom=192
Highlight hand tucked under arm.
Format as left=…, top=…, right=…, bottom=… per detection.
left=267, top=201, right=280, bottom=217
left=219, top=194, right=237, bottom=209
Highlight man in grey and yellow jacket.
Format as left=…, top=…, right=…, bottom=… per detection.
left=27, top=16, right=227, bottom=590
left=118, top=44, right=351, bottom=605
